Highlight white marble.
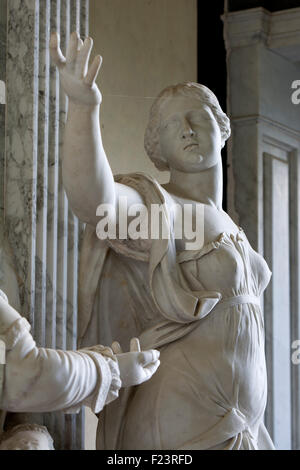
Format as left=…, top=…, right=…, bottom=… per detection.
left=0, top=424, right=54, bottom=450
left=4, top=0, right=89, bottom=450
left=0, top=293, right=160, bottom=449
left=51, top=32, right=275, bottom=450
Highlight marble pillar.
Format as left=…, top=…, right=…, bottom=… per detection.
left=223, top=7, right=300, bottom=450
left=4, top=0, right=89, bottom=450
left=0, top=2, right=20, bottom=311
left=0, top=0, right=6, bottom=220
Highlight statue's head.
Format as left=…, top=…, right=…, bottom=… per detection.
left=0, top=424, right=54, bottom=450
left=144, top=82, right=231, bottom=172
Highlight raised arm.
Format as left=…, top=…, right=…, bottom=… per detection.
left=50, top=32, right=143, bottom=227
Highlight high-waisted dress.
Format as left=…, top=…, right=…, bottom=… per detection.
left=78, top=173, right=275, bottom=450
left=120, top=229, right=273, bottom=449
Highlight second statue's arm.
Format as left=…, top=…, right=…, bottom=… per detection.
left=0, top=297, right=160, bottom=414
left=50, top=32, right=143, bottom=227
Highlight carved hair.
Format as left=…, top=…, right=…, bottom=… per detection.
left=0, top=423, right=54, bottom=450
left=144, top=82, right=231, bottom=171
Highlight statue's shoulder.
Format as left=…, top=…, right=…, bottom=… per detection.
left=114, top=172, right=167, bottom=204
left=114, top=171, right=158, bottom=187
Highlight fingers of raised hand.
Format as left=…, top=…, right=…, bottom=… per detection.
left=78, top=38, right=84, bottom=51
left=75, top=37, right=93, bottom=79
left=130, top=337, right=141, bottom=353
left=111, top=341, right=123, bottom=354
left=49, top=32, right=66, bottom=69
left=84, top=55, right=102, bottom=87
left=66, top=31, right=80, bottom=67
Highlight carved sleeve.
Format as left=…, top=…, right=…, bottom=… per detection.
left=0, top=316, right=121, bottom=414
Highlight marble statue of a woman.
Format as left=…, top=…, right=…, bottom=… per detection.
left=50, top=31, right=275, bottom=450
left=0, top=290, right=160, bottom=449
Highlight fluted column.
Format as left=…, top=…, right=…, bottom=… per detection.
left=5, top=0, right=89, bottom=450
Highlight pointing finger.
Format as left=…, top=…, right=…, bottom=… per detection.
left=49, top=32, right=66, bottom=69
left=84, top=55, right=102, bottom=87
left=130, top=337, right=141, bottom=352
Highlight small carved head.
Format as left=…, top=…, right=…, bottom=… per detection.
left=144, top=82, right=231, bottom=171
left=0, top=424, right=54, bottom=450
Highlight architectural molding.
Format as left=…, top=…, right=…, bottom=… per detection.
left=231, top=114, right=300, bottom=142
left=223, top=6, right=300, bottom=62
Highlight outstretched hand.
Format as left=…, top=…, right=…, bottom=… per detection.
left=111, top=338, right=160, bottom=388
left=49, top=31, right=102, bottom=106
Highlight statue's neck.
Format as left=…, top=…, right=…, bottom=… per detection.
left=163, top=161, right=223, bottom=210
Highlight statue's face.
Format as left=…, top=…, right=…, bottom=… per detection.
left=159, top=97, right=222, bottom=172
left=0, top=430, right=52, bottom=450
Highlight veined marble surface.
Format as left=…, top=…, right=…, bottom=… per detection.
left=4, top=0, right=89, bottom=450
left=0, top=0, right=6, bottom=220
